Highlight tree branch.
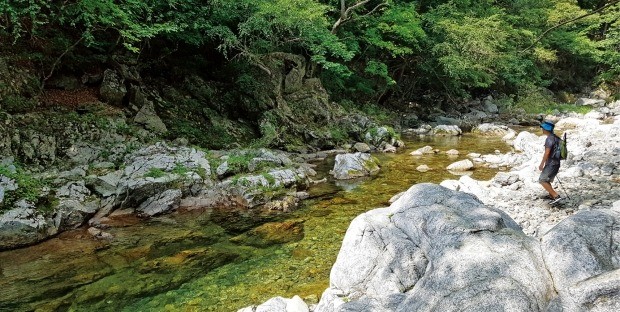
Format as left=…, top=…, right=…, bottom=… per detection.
left=521, top=0, right=620, bottom=53
left=232, top=50, right=272, bottom=76
left=41, top=35, right=85, bottom=90
left=332, top=0, right=383, bottom=34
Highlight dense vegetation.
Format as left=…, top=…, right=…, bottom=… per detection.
left=1, top=0, right=619, bottom=135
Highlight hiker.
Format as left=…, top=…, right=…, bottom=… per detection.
left=538, top=121, right=562, bottom=204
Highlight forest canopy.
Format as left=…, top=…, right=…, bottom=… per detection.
left=1, top=0, right=619, bottom=104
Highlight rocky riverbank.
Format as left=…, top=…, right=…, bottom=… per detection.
left=240, top=107, right=620, bottom=311
left=0, top=120, right=403, bottom=251
left=442, top=113, right=620, bottom=237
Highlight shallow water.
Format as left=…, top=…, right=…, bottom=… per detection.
left=0, top=134, right=510, bottom=311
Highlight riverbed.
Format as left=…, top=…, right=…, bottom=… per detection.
left=0, top=134, right=510, bottom=311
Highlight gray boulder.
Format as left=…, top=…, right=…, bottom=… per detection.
left=0, top=175, right=17, bottom=205
left=432, top=125, right=462, bottom=136
left=57, top=181, right=91, bottom=201
left=483, top=100, right=499, bottom=114
left=576, top=98, right=606, bottom=107
left=99, top=69, right=126, bottom=106
left=473, top=123, right=514, bottom=136
left=410, top=146, right=434, bottom=156
left=134, top=101, right=168, bottom=133
left=216, top=161, right=230, bottom=178
left=315, top=184, right=554, bottom=312
left=89, top=170, right=123, bottom=197
left=55, top=199, right=99, bottom=230
left=115, top=143, right=211, bottom=208
left=331, top=153, right=380, bottom=180
left=541, top=209, right=620, bottom=311
left=137, top=189, right=182, bottom=216
left=0, top=206, right=57, bottom=250
left=405, top=124, right=432, bottom=136
left=353, top=142, right=371, bottom=153
left=364, top=126, right=396, bottom=146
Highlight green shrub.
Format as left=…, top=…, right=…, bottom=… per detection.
left=227, top=151, right=259, bottom=175
left=0, top=164, right=48, bottom=212
left=172, top=163, right=190, bottom=176
left=329, top=126, right=348, bottom=144
left=144, top=167, right=166, bottom=178
left=261, top=172, right=276, bottom=186
left=0, top=94, right=38, bottom=114
left=498, top=87, right=594, bottom=115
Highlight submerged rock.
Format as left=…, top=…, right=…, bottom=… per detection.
left=410, top=145, right=434, bottom=156
left=230, top=220, right=305, bottom=247
left=446, top=159, right=474, bottom=171
left=416, top=165, right=430, bottom=172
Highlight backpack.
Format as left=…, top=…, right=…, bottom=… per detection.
left=553, top=133, right=568, bottom=160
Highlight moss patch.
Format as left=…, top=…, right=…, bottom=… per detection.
left=0, top=164, right=49, bottom=212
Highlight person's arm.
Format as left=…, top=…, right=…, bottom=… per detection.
left=539, top=147, right=551, bottom=171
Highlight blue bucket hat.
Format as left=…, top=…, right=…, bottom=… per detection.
left=540, top=121, right=555, bottom=132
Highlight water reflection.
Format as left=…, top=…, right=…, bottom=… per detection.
left=334, top=176, right=371, bottom=192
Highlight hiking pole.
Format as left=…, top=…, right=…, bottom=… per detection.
left=555, top=176, right=571, bottom=201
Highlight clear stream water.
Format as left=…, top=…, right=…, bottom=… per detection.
left=0, top=134, right=510, bottom=312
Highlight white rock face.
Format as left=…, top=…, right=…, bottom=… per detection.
left=314, top=184, right=554, bottom=312
left=238, top=295, right=309, bottom=312
left=331, top=153, right=380, bottom=180
left=541, top=209, right=620, bottom=311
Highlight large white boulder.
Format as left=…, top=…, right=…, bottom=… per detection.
left=541, top=209, right=620, bottom=311
left=315, top=184, right=554, bottom=312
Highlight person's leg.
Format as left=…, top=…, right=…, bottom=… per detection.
left=539, top=164, right=560, bottom=199
left=540, top=181, right=558, bottom=198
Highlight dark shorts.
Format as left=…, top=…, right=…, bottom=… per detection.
left=539, top=163, right=560, bottom=183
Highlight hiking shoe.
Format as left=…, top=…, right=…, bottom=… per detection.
left=538, top=194, right=553, bottom=200
left=549, top=195, right=563, bottom=205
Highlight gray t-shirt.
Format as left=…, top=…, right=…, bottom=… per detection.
left=544, top=134, right=560, bottom=165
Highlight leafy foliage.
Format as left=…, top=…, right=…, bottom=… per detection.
left=1, top=0, right=619, bottom=111
left=0, top=164, right=48, bottom=212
